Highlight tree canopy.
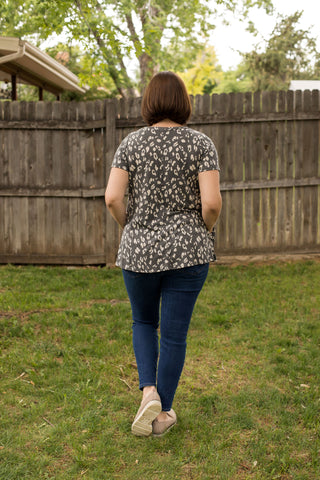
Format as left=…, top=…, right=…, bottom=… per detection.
left=240, top=11, right=320, bottom=91
left=178, top=46, right=222, bottom=95
left=184, top=11, right=320, bottom=95
left=0, top=0, right=274, bottom=97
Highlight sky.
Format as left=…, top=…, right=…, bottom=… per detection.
left=208, top=0, right=320, bottom=70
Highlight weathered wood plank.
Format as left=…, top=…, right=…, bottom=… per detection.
left=0, top=187, right=106, bottom=197
left=222, top=93, right=233, bottom=249
left=1, top=111, right=320, bottom=130
left=105, top=98, right=120, bottom=264
left=286, top=90, right=295, bottom=247
left=301, top=91, right=319, bottom=247
left=277, top=91, right=289, bottom=247
left=0, top=254, right=107, bottom=264
left=243, top=92, right=253, bottom=249
left=5, top=178, right=319, bottom=197
left=28, top=197, right=38, bottom=254
left=229, top=93, right=244, bottom=249
left=293, top=91, right=305, bottom=247
left=212, top=93, right=228, bottom=250
left=68, top=198, right=80, bottom=254
left=196, top=94, right=211, bottom=138
left=266, top=92, right=278, bottom=247
left=246, top=91, right=262, bottom=248
left=2, top=197, right=13, bottom=253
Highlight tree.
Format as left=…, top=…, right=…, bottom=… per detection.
left=45, top=44, right=119, bottom=100
left=212, top=67, right=252, bottom=94
left=0, top=0, right=274, bottom=97
left=178, top=46, right=222, bottom=95
left=240, top=11, right=320, bottom=91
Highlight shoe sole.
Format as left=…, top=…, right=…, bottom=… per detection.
left=131, top=400, right=162, bottom=437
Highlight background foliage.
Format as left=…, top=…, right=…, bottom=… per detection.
left=0, top=1, right=319, bottom=99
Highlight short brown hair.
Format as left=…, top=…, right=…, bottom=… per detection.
left=141, top=71, right=192, bottom=126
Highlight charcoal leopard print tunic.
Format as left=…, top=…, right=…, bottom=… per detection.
left=111, top=126, right=220, bottom=273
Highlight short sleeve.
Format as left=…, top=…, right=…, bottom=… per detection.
left=198, top=135, right=220, bottom=172
left=111, top=136, right=129, bottom=171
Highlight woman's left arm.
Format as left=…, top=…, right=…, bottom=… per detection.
left=105, top=168, right=129, bottom=229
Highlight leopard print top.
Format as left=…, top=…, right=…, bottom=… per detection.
left=111, top=126, right=220, bottom=272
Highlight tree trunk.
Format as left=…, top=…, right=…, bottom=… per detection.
left=139, top=52, right=157, bottom=94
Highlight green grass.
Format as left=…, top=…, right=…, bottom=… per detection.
left=0, top=261, right=319, bottom=480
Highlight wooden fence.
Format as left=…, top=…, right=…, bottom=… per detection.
left=0, top=90, right=319, bottom=264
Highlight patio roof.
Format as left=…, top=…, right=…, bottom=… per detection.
left=0, top=36, right=85, bottom=100
left=289, top=80, right=320, bottom=91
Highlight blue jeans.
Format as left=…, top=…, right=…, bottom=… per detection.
left=122, top=263, right=209, bottom=411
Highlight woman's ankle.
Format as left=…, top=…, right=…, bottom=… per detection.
left=142, top=385, right=157, bottom=398
left=156, top=411, right=170, bottom=422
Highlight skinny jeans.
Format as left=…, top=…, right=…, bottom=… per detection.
left=122, top=263, right=209, bottom=412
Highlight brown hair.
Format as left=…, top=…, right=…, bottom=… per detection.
left=141, top=71, right=192, bottom=126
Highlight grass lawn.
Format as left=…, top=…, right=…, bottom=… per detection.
left=0, top=261, right=319, bottom=480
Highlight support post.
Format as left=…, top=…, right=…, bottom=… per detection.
left=11, top=74, right=17, bottom=101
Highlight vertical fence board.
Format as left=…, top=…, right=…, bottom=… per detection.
left=243, top=92, right=252, bottom=249
left=294, top=91, right=304, bottom=247
left=261, top=92, right=271, bottom=248
left=285, top=91, right=295, bottom=247
left=3, top=197, right=13, bottom=253
left=277, top=91, right=288, bottom=247
left=212, top=94, right=227, bottom=250
left=229, top=93, right=244, bottom=249
left=303, top=91, right=319, bottom=247
left=105, top=99, right=119, bottom=264
left=268, top=92, right=278, bottom=247
left=247, top=91, right=262, bottom=249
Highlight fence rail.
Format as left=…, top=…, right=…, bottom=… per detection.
left=0, top=90, right=319, bottom=264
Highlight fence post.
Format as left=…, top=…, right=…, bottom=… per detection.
left=104, top=98, right=119, bottom=265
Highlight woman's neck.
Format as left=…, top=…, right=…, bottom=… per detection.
left=152, top=119, right=182, bottom=127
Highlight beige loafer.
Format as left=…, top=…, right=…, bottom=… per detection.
left=152, top=409, right=177, bottom=437
left=131, top=391, right=162, bottom=437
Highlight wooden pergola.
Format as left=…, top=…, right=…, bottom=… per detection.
left=0, top=36, right=85, bottom=100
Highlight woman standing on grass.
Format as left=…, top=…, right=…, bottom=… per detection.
left=105, top=71, right=221, bottom=437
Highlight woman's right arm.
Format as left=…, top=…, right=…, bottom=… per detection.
left=198, top=170, right=222, bottom=232
left=105, top=167, right=129, bottom=229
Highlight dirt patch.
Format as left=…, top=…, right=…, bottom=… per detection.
left=216, top=252, right=320, bottom=266
left=0, top=298, right=129, bottom=321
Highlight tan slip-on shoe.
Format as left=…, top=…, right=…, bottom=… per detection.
left=152, top=409, right=177, bottom=437
left=131, top=390, right=162, bottom=437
